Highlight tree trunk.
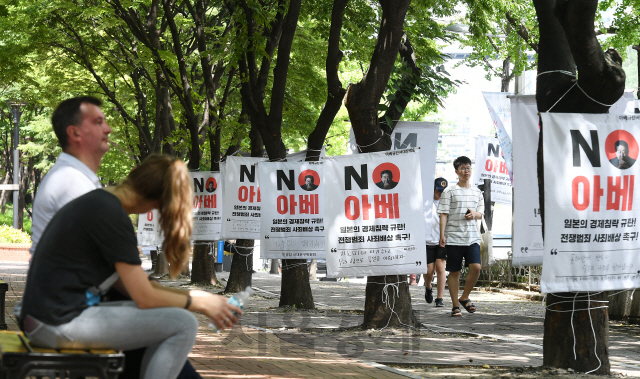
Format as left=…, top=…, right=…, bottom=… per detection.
left=155, top=252, right=169, bottom=276
left=543, top=292, right=610, bottom=374
left=629, top=290, right=640, bottom=324
left=363, top=275, right=416, bottom=329
left=608, top=291, right=631, bottom=321
left=533, top=0, right=625, bottom=374
left=0, top=171, right=10, bottom=213
left=191, top=243, right=217, bottom=285
left=344, top=0, right=413, bottom=328
left=225, top=239, right=254, bottom=294
left=308, top=260, right=317, bottom=281
left=269, top=259, right=280, bottom=275
left=280, top=259, right=314, bottom=309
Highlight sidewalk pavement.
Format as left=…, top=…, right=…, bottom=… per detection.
left=2, top=261, right=639, bottom=378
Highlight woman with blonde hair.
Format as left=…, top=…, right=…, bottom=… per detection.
left=21, top=155, right=241, bottom=379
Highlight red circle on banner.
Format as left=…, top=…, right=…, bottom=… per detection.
left=205, top=177, right=217, bottom=193
left=298, top=170, right=320, bottom=191
left=146, top=211, right=153, bottom=221
left=372, top=163, right=401, bottom=189
left=605, top=130, right=638, bottom=169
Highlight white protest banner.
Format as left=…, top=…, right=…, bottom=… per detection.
left=346, top=122, right=439, bottom=240
left=541, top=113, right=640, bottom=293
left=324, top=149, right=427, bottom=277
left=392, top=122, right=439, bottom=241
left=472, top=135, right=512, bottom=205
left=221, top=156, right=266, bottom=239
left=483, top=92, right=514, bottom=183
left=137, top=209, right=160, bottom=246
left=510, top=95, right=543, bottom=266
left=190, top=171, right=223, bottom=240
left=258, top=161, right=325, bottom=259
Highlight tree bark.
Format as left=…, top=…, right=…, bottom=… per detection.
left=344, top=0, right=413, bottom=328
left=543, top=292, right=610, bottom=373
left=363, top=275, right=416, bottom=329
left=533, top=0, right=626, bottom=374
left=608, top=291, right=631, bottom=321
left=280, top=259, right=314, bottom=309
left=191, top=243, right=217, bottom=285
left=225, top=239, right=254, bottom=294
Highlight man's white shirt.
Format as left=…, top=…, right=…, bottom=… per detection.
left=30, top=153, right=101, bottom=255
left=426, top=199, right=440, bottom=246
left=436, top=184, right=484, bottom=246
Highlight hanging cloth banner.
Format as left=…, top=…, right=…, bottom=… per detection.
left=345, top=122, right=439, bottom=240
left=324, top=149, right=427, bottom=278
left=137, top=209, right=160, bottom=247
left=482, top=92, right=514, bottom=183
left=510, top=95, right=543, bottom=266
left=190, top=171, right=223, bottom=240
left=221, top=156, right=266, bottom=240
left=472, top=135, right=512, bottom=205
left=258, top=161, right=326, bottom=259
left=541, top=113, right=640, bottom=293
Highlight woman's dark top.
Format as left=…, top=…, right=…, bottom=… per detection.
left=21, top=189, right=141, bottom=326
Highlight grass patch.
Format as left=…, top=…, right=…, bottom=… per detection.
left=0, top=204, right=32, bottom=235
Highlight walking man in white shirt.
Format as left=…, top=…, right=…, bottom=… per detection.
left=437, top=156, right=484, bottom=317
left=424, top=177, right=448, bottom=307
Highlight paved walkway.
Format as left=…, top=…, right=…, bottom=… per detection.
left=2, top=261, right=639, bottom=378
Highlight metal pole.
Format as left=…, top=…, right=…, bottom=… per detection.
left=12, top=113, right=19, bottom=229
left=6, top=101, right=25, bottom=230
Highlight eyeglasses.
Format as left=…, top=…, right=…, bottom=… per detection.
left=457, top=167, right=472, bottom=172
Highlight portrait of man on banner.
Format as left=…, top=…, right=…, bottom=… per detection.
left=299, top=170, right=320, bottom=191
left=606, top=130, right=638, bottom=170
left=374, top=164, right=400, bottom=190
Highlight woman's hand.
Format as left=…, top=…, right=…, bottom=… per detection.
left=189, top=290, right=242, bottom=330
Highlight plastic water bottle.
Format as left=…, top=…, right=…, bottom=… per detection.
left=208, top=286, right=253, bottom=332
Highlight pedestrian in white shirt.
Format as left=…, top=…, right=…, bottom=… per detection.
left=437, top=156, right=484, bottom=317
left=423, top=177, right=448, bottom=307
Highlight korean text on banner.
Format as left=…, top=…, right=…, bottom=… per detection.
left=482, top=92, right=513, bottom=183
left=472, top=136, right=512, bottom=205
left=258, top=161, right=326, bottom=259
left=541, top=113, right=640, bottom=293
left=324, top=149, right=427, bottom=278
left=511, top=95, right=543, bottom=266
left=346, top=122, right=439, bottom=241
left=221, top=156, right=266, bottom=239
left=137, top=209, right=160, bottom=246
left=190, top=171, right=223, bottom=240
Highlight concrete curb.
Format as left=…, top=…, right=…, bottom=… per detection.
left=475, top=286, right=545, bottom=302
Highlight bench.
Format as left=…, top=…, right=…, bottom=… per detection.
left=0, top=280, right=7, bottom=330
left=0, top=331, right=124, bottom=379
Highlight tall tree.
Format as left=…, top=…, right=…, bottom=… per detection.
left=533, top=0, right=625, bottom=374
left=343, top=0, right=414, bottom=328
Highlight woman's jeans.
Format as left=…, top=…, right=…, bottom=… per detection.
left=25, top=301, right=198, bottom=379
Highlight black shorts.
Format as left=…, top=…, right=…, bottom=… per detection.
left=426, top=245, right=446, bottom=264
left=445, top=243, right=481, bottom=272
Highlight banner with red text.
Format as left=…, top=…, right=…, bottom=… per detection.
left=190, top=171, right=223, bottom=240
left=472, top=135, right=512, bottom=205
left=511, top=95, right=543, bottom=266
left=346, top=122, right=439, bottom=241
left=258, top=161, right=325, bottom=259
left=483, top=92, right=513, bottom=183
left=137, top=209, right=160, bottom=247
left=221, top=156, right=266, bottom=240
left=541, top=113, right=640, bottom=293
left=324, top=149, right=427, bottom=277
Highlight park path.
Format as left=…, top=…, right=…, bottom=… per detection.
left=2, top=261, right=639, bottom=377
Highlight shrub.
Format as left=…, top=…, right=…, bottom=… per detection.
left=0, top=225, right=32, bottom=243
